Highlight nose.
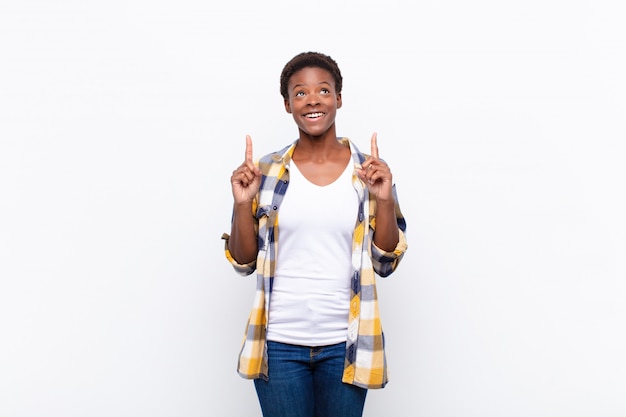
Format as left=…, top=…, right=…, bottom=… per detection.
left=307, top=93, right=320, bottom=105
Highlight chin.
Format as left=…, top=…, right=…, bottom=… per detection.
left=301, top=130, right=326, bottom=138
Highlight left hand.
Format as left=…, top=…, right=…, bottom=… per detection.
left=357, top=132, right=393, bottom=201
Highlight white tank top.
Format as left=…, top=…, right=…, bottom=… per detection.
left=267, top=159, right=357, bottom=346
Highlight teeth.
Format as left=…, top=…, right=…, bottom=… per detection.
left=305, top=112, right=324, bottom=118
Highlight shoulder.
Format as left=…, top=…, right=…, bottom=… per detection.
left=340, top=137, right=369, bottom=164
left=258, top=141, right=297, bottom=175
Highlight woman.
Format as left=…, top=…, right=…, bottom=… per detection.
left=223, top=51, right=408, bottom=417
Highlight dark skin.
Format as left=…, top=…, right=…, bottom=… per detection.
left=229, top=66, right=399, bottom=264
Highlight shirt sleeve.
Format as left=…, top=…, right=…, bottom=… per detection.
left=371, top=228, right=407, bottom=277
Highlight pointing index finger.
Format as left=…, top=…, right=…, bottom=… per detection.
left=245, top=134, right=254, bottom=163
left=370, top=132, right=379, bottom=159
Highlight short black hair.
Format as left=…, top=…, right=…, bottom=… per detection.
left=279, top=51, right=343, bottom=100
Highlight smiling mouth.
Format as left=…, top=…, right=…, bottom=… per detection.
left=304, top=112, right=325, bottom=119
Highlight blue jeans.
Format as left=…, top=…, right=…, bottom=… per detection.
left=254, top=341, right=368, bottom=417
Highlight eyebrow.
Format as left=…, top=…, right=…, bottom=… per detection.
left=292, top=81, right=332, bottom=89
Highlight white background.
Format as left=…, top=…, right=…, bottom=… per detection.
left=1, top=1, right=625, bottom=416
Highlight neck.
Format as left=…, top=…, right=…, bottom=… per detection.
left=293, top=137, right=348, bottom=164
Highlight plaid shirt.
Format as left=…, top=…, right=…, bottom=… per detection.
left=222, top=137, right=408, bottom=389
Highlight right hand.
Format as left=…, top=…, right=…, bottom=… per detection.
left=231, top=135, right=262, bottom=204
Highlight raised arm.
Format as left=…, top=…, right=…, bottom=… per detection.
left=357, top=133, right=400, bottom=252
left=228, top=135, right=263, bottom=264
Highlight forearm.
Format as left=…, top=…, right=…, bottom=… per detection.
left=228, top=202, right=259, bottom=264
left=372, top=199, right=400, bottom=252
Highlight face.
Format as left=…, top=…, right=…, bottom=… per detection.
left=284, top=66, right=342, bottom=138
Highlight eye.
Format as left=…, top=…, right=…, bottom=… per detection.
left=320, top=88, right=330, bottom=94
left=295, top=91, right=305, bottom=97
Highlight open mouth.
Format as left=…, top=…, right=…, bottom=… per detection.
left=304, top=112, right=325, bottom=119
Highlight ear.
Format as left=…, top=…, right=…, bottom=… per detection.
left=336, top=93, right=342, bottom=109
left=284, top=99, right=292, bottom=114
